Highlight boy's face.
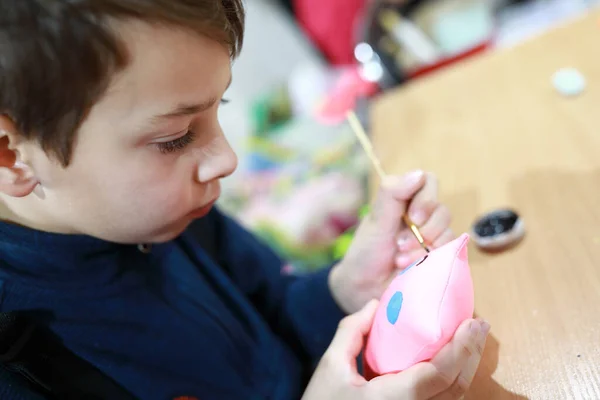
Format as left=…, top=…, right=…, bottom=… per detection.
left=4, top=21, right=237, bottom=244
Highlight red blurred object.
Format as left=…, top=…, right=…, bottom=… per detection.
left=294, top=0, right=494, bottom=81
left=406, top=38, right=494, bottom=80
left=294, top=0, right=367, bottom=65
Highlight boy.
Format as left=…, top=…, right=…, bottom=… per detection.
left=0, top=1, right=489, bottom=399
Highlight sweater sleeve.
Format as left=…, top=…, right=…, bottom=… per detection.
left=205, top=208, right=347, bottom=366
left=0, top=366, right=48, bottom=400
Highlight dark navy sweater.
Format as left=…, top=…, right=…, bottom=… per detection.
left=0, top=208, right=346, bottom=399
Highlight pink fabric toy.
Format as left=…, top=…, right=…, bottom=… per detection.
left=364, top=233, right=474, bottom=379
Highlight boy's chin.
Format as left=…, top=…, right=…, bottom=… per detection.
left=107, top=212, right=207, bottom=245
left=144, top=221, right=192, bottom=243
left=140, top=214, right=202, bottom=243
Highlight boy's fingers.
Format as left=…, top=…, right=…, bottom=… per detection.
left=404, top=319, right=481, bottom=398
left=367, top=362, right=454, bottom=399
left=432, top=228, right=456, bottom=249
left=430, top=319, right=490, bottom=400
left=395, top=248, right=428, bottom=269
left=370, top=171, right=426, bottom=234
left=418, top=204, right=451, bottom=243
left=455, top=319, right=490, bottom=390
left=303, top=302, right=380, bottom=399
left=397, top=210, right=453, bottom=255
left=430, top=319, right=482, bottom=379
left=396, top=228, right=421, bottom=252
left=366, top=319, right=490, bottom=400
left=382, top=170, right=427, bottom=201
left=328, top=299, right=379, bottom=358
left=407, top=172, right=439, bottom=226
left=430, top=376, right=467, bottom=400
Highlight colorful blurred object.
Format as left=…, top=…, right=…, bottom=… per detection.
left=333, top=204, right=370, bottom=259
left=250, top=84, right=293, bottom=137
left=216, top=62, right=378, bottom=272
left=220, top=106, right=372, bottom=271
left=235, top=171, right=366, bottom=271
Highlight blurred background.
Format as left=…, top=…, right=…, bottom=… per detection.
left=217, top=0, right=599, bottom=272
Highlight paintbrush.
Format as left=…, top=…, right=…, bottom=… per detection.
left=346, top=111, right=430, bottom=253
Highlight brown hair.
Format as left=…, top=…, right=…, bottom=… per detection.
left=0, top=0, right=245, bottom=166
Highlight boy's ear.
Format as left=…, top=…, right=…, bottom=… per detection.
left=0, top=115, right=39, bottom=198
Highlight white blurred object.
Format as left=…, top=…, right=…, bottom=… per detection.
left=226, top=0, right=323, bottom=102
left=494, top=0, right=600, bottom=48
left=552, top=68, right=586, bottom=97
left=431, top=1, right=495, bottom=55
left=217, top=0, right=323, bottom=192
left=287, top=62, right=333, bottom=117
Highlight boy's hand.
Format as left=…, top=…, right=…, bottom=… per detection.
left=329, top=170, right=453, bottom=314
left=302, top=300, right=490, bottom=400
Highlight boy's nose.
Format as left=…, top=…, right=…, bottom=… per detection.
left=195, top=136, right=238, bottom=183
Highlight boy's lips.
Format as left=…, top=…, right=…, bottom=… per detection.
left=188, top=199, right=218, bottom=218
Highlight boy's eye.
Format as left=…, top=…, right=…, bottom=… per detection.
left=155, top=130, right=197, bottom=154
left=220, top=98, right=231, bottom=105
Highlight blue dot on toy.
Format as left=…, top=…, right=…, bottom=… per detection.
left=386, top=291, right=404, bottom=325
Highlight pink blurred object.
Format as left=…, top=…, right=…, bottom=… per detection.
left=364, top=233, right=474, bottom=379
left=238, top=172, right=363, bottom=246
left=314, top=66, right=379, bottom=125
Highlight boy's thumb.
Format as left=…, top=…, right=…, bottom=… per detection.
left=328, top=300, right=379, bottom=356
left=369, top=170, right=425, bottom=234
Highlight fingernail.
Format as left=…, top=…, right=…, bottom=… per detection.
left=397, top=236, right=413, bottom=251
left=382, top=175, right=404, bottom=189
left=397, top=235, right=408, bottom=246
left=398, top=242, right=413, bottom=252
left=404, top=170, right=424, bottom=186
left=396, top=255, right=412, bottom=267
left=480, top=320, right=491, bottom=336
left=470, top=320, right=481, bottom=338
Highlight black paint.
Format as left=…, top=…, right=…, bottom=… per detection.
left=473, top=209, right=519, bottom=238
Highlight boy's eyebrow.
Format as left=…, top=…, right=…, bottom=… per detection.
left=153, top=100, right=216, bottom=121
left=151, top=75, right=233, bottom=122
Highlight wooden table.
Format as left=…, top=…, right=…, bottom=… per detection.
left=370, top=10, right=600, bottom=400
